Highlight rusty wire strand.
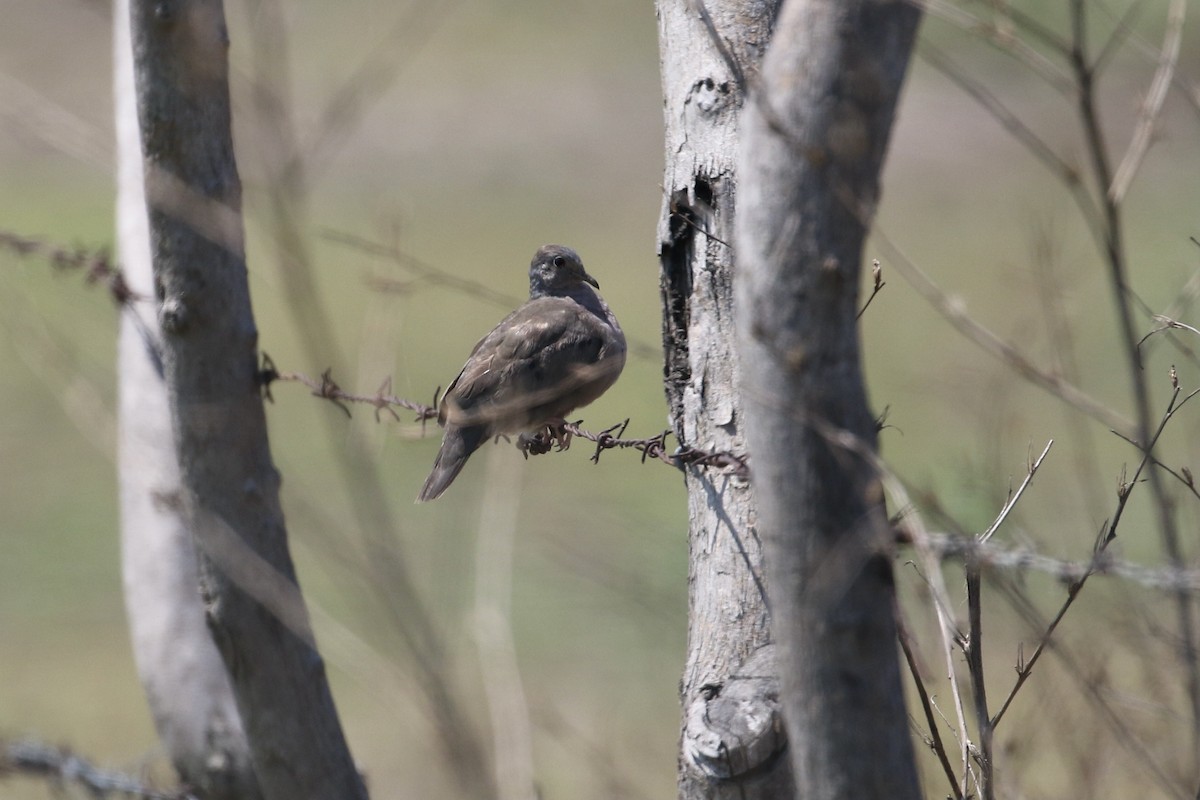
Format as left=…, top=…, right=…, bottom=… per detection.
left=1, top=738, right=197, bottom=800
left=0, top=228, right=143, bottom=306
left=2, top=228, right=747, bottom=478
left=259, top=357, right=750, bottom=478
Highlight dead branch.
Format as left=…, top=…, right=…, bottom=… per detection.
left=856, top=259, right=886, bottom=321
left=869, top=227, right=1135, bottom=438
left=897, top=613, right=964, bottom=800
left=1108, top=0, right=1186, bottom=203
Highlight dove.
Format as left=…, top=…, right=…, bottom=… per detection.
left=417, top=245, right=627, bottom=501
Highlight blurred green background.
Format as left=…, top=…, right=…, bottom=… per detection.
left=3, top=1, right=1200, bottom=797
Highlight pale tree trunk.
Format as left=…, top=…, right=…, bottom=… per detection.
left=736, top=1, right=922, bottom=798
left=656, top=2, right=793, bottom=798
left=114, top=0, right=261, bottom=796
left=129, top=1, right=366, bottom=797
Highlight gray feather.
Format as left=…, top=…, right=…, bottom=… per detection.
left=417, top=424, right=487, bottom=502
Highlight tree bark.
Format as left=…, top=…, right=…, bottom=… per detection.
left=656, top=2, right=793, bottom=798
left=735, top=1, right=922, bottom=798
left=114, top=1, right=261, bottom=796
left=129, top=2, right=366, bottom=797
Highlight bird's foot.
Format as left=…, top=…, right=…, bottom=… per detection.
left=517, top=431, right=552, bottom=458
left=548, top=418, right=573, bottom=452
left=515, top=419, right=573, bottom=458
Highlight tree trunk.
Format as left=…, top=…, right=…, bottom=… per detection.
left=114, top=1, right=260, bottom=796
left=129, top=1, right=366, bottom=797
left=735, top=1, right=922, bottom=798
left=655, top=2, right=793, bottom=798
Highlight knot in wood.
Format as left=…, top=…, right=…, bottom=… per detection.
left=159, top=295, right=190, bottom=334
left=682, top=644, right=785, bottom=779
left=688, top=76, right=734, bottom=117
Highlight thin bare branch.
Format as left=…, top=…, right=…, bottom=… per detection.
left=857, top=258, right=886, bottom=321
left=1070, top=0, right=1200, bottom=751
left=898, top=613, right=964, bottom=800
left=797, top=414, right=977, bottom=796
left=299, top=1, right=465, bottom=179
left=960, top=0, right=1071, bottom=56
left=913, top=0, right=1074, bottom=92
left=0, top=71, right=113, bottom=170
left=980, top=439, right=1054, bottom=544
left=991, top=572, right=1192, bottom=799
left=870, top=228, right=1135, bottom=437
left=988, top=378, right=1184, bottom=730
left=964, top=563, right=994, bottom=800
left=1098, top=2, right=1200, bottom=121
left=1109, top=0, right=1186, bottom=203
left=1093, top=0, right=1154, bottom=76
left=1141, top=315, right=1200, bottom=347
left=324, top=228, right=662, bottom=362
left=963, top=439, right=1053, bottom=800
left=917, top=43, right=1105, bottom=243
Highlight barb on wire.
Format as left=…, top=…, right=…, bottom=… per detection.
left=259, top=353, right=439, bottom=426
left=1, top=739, right=196, bottom=800
left=561, top=419, right=750, bottom=477
left=0, top=228, right=142, bottom=306
left=259, top=357, right=749, bottom=478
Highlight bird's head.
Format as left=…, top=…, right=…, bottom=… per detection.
left=529, top=244, right=599, bottom=297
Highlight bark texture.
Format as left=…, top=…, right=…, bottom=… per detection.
left=129, top=2, right=366, bottom=797
left=114, top=1, right=260, bottom=796
left=656, top=2, right=793, bottom=797
left=735, top=1, right=922, bottom=797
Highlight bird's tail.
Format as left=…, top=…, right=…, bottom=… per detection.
left=417, top=425, right=487, bottom=502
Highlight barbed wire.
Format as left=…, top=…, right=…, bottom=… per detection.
left=1, top=739, right=196, bottom=800
left=10, top=224, right=1198, bottom=582
left=0, top=228, right=141, bottom=306
left=906, top=529, right=1200, bottom=594
left=1, top=229, right=751, bottom=479
left=258, top=355, right=751, bottom=479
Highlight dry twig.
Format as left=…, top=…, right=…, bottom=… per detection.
left=1108, top=0, right=1186, bottom=203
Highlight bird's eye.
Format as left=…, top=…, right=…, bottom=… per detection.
left=552, top=255, right=566, bottom=268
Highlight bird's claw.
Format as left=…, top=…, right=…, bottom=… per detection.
left=515, top=420, right=572, bottom=458
left=517, top=431, right=552, bottom=458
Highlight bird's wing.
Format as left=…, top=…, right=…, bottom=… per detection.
left=441, top=297, right=624, bottom=431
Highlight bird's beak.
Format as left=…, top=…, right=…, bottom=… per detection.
left=583, top=270, right=600, bottom=289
